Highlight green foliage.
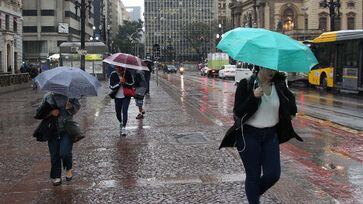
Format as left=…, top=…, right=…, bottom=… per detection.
left=113, top=20, right=144, bottom=55
left=182, top=22, right=212, bottom=55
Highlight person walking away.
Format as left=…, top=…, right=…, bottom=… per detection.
left=109, top=66, right=134, bottom=136
left=144, top=62, right=152, bottom=95
left=219, top=67, right=302, bottom=204
left=134, top=70, right=147, bottom=119
left=38, top=92, right=80, bottom=186
left=29, top=66, right=39, bottom=90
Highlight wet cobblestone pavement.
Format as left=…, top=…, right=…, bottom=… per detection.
left=1, top=73, right=362, bottom=203
left=0, top=77, right=280, bottom=204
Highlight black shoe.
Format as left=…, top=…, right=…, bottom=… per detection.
left=136, top=113, right=144, bottom=119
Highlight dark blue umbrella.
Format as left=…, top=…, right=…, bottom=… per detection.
left=35, top=67, right=101, bottom=98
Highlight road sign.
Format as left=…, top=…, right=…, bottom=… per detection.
left=77, top=49, right=87, bottom=55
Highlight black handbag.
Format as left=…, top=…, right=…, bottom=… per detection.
left=33, top=116, right=58, bottom=142
left=109, top=89, right=117, bottom=99
left=64, top=120, right=84, bottom=143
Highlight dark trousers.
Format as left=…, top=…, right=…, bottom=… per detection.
left=144, top=72, right=151, bottom=94
left=115, top=97, right=131, bottom=127
left=48, top=131, right=73, bottom=179
left=237, top=125, right=280, bottom=204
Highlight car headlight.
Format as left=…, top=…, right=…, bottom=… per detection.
left=179, top=67, right=184, bottom=72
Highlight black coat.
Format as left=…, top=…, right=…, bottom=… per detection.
left=33, top=101, right=58, bottom=141
left=219, top=73, right=303, bottom=149
left=33, top=116, right=58, bottom=142
left=109, top=70, right=135, bottom=98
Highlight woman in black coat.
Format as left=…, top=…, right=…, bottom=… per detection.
left=220, top=67, right=302, bottom=204
left=109, top=66, right=134, bottom=136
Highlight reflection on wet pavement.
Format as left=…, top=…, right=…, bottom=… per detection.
left=1, top=72, right=362, bottom=203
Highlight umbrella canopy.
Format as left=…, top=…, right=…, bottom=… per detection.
left=103, top=53, right=149, bottom=71
left=217, top=28, right=318, bottom=72
left=35, top=67, right=101, bottom=98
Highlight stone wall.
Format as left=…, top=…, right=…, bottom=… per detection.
left=0, top=73, right=31, bottom=94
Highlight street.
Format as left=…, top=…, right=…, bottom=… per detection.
left=0, top=72, right=362, bottom=203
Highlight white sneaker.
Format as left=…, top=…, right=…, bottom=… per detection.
left=52, top=178, right=62, bottom=186
left=121, top=127, right=127, bottom=136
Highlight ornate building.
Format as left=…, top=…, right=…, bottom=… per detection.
left=229, top=0, right=363, bottom=40
left=0, top=0, right=23, bottom=74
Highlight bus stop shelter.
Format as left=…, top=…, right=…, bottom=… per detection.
left=59, top=42, right=108, bottom=80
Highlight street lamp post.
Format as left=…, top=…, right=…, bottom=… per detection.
left=107, top=25, right=111, bottom=52
left=320, top=0, right=340, bottom=31
left=75, top=0, right=93, bottom=71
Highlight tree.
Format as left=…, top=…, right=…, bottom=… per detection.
left=113, top=20, right=143, bottom=55
left=181, top=22, right=214, bottom=62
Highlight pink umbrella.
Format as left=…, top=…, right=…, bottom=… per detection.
left=103, top=53, right=149, bottom=71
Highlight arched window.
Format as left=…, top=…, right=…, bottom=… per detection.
left=283, top=8, right=294, bottom=31
left=347, top=12, right=356, bottom=30
left=318, top=12, right=328, bottom=31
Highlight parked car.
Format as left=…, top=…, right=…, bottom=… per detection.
left=219, top=65, right=236, bottom=79
left=200, top=66, right=210, bottom=76
left=164, top=65, right=177, bottom=73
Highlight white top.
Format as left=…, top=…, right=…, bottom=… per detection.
left=115, top=86, right=125, bottom=98
left=246, top=84, right=280, bottom=128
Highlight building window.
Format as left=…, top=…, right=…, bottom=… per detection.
left=347, top=17, right=355, bottom=30
left=334, top=17, right=341, bottom=30
left=304, top=18, right=308, bottom=30
left=318, top=13, right=328, bottom=31
left=23, top=10, right=37, bottom=16
left=283, top=8, right=295, bottom=31
left=5, top=15, right=9, bottom=30
left=41, top=26, right=57, bottom=32
left=41, top=10, right=55, bottom=16
left=347, top=1, right=355, bottom=9
left=13, top=19, right=17, bottom=33
left=23, top=26, right=38, bottom=33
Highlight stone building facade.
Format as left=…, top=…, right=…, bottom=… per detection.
left=0, top=0, right=23, bottom=74
left=22, top=0, right=94, bottom=64
left=229, top=0, right=363, bottom=40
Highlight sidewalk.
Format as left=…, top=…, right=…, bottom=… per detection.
left=0, top=77, right=280, bottom=203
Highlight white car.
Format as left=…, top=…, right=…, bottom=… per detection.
left=235, top=67, right=253, bottom=83
left=219, top=65, right=236, bottom=79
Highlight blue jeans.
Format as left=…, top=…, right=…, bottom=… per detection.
left=48, top=131, right=73, bottom=179
left=115, top=97, right=131, bottom=127
left=237, top=125, right=280, bottom=204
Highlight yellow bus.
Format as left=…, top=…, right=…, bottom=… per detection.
left=308, top=30, right=363, bottom=92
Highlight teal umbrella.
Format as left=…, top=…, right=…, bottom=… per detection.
left=217, top=28, right=318, bottom=72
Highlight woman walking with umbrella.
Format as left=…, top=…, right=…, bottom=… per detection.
left=40, top=93, right=80, bottom=186
left=34, top=67, right=100, bottom=186
left=217, top=28, right=316, bottom=203
left=109, top=66, right=134, bottom=136
left=103, top=53, right=149, bottom=135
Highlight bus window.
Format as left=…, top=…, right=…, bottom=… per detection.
left=344, top=40, right=358, bottom=67
left=315, top=44, right=334, bottom=67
